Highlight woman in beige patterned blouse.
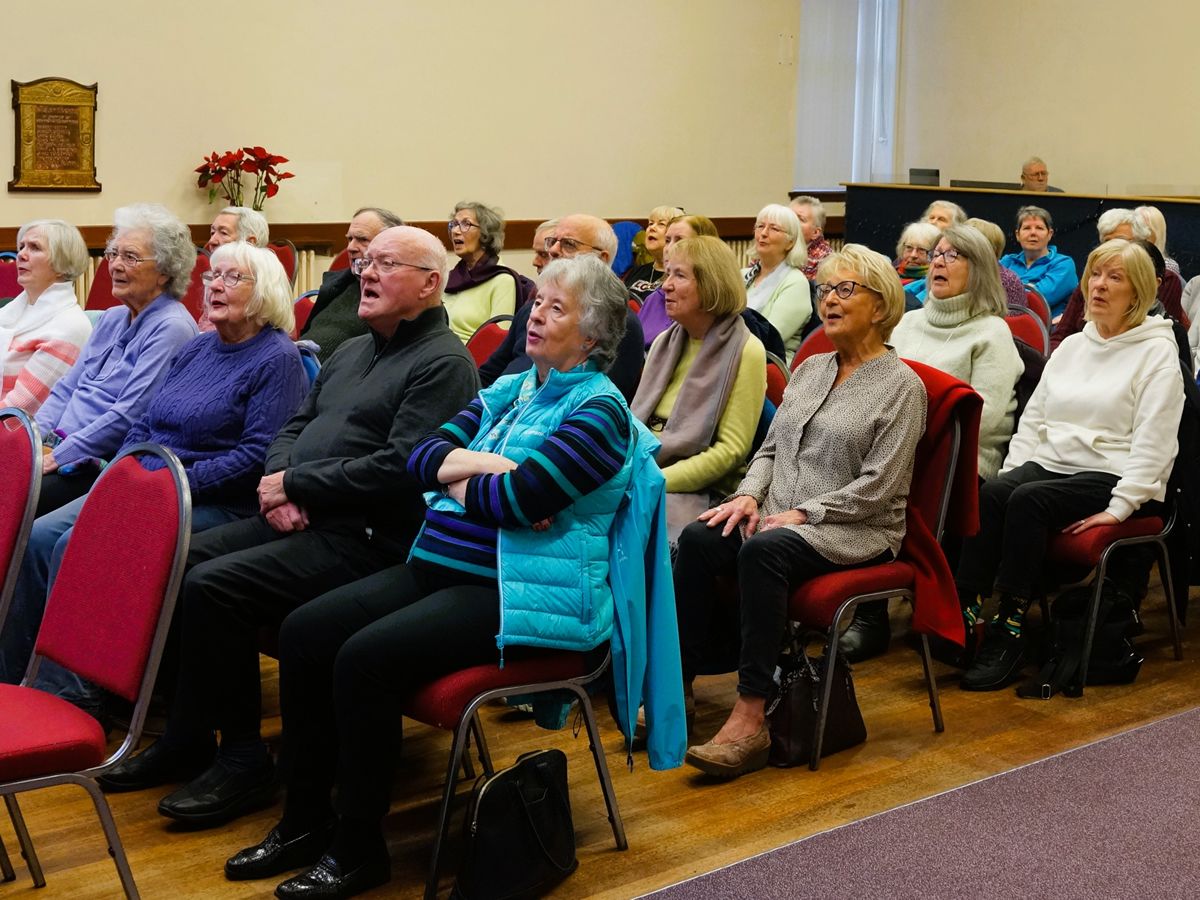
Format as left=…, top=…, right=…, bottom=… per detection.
left=675, top=244, right=926, bottom=779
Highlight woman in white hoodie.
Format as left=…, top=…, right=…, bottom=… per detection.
left=956, top=239, right=1184, bottom=692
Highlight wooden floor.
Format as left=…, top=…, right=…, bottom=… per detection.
left=3, top=579, right=1197, bottom=900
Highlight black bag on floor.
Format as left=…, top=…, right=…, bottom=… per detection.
left=766, top=641, right=866, bottom=767
left=1017, top=579, right=1143, bottom=700
left=452, top=748, right=577, bottom=900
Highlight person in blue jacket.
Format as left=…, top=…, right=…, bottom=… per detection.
left=224, top=255, right=680, bottom=899
left=998, top=205, right=1078, bottom=318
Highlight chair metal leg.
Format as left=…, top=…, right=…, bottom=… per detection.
left=0, top=829, right=14, bottom=882
left=79, top=779, right=140, bottom=899
left=810, top=622, right=845, bottom=771
left=1155, top=540, right=1184, bottom=661
left=918, top=635, right=945, bottom=733
left=1077, top=561, right=1111, bottom=694
left=567, top=685, right=627, bottom=850
left=4, top=794, right=44, bottom=888
left=424, top=708, right=478, bottom=900
left=470, top=713, right=494, bottom=778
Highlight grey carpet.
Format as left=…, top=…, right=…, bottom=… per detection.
left=643, top=707, right=1200, bottom=899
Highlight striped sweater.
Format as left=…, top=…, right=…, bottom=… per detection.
left=407, top=392, right=630, bottom=581
left=0, top=283, right=93, bottom=415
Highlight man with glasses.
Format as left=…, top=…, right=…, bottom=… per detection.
left=479, top=213, right=645, bottom=400
left=100, top=226, right=479, bottom=826
left=1019, top=156, right=1063, bottom=193
left=300, top=206, right=404, bottom=361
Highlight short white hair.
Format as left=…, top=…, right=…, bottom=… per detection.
left=17, top=219, right=89, bottom=281
left=219, top=206, right=270, bottom=245
left=209, top=242, right=295, bottom=333
left=1097, top=208, right=1151, bottom=242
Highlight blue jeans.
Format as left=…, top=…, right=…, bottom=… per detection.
left=0, top=497, right=242, bottom=715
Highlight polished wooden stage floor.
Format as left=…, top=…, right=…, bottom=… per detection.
left=3, top=581, right=1196, bottom=899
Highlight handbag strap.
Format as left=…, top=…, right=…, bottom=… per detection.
left=517, top=758, right=576, bottom=874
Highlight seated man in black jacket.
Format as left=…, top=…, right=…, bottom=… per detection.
left=480, top=212, right=645, bottom=401
left=300, top=206, right=404, bottom=361
left=100, top=226, right=480, bottom=826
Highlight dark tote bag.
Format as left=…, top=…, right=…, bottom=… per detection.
left=452, top=749, right=578, bottom=900
left=766, top=641, right=866, bottom=767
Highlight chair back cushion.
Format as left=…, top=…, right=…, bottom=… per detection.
left=179, top=251, right=210, bottom=322
left=36, top=455, right=183, bottom=701
left=467, top=316, right=513, bottom=367
left=85, top=258, right=118, bottom=310
left=791, top=325, right=833, bottom=371
left=0, top=412, right=37, bottom=596
left=765, top=353, right=790, bottom=407
left=1005, top=309, right=1049, bottom=355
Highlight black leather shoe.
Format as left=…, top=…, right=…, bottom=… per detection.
left=837, top=600, right=891, bottom=663
left=157, top=758, right=277, bottom=827
left=97, top=739, right=215, bottom=793
left=226, top=822, right=334, bottom=881
left=274, top=853, right=390, bottom=899
left=961, top=625, right=1026, bottom=691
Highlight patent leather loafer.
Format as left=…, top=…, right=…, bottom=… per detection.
left=97, top=739, right=215, bottom=793
left=274, top=853, right=390, bottom=899
left=226, top=822, right=334, bottom=881
left=157, top=758, right=277, bottom=827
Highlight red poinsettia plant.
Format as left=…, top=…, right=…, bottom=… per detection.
left=195, top=146, right=294, bottom=211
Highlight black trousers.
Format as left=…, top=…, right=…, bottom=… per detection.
left=166, top=515, right=401, bottom=747
left=956, top=461, right=1158, bottom=601
left=277, top=563, right=503, bottom=824
left=674, top=520, right=876, bottom=698
left=35, top=467, right=99, bottom=517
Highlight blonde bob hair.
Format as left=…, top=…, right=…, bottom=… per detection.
left=208, top=242, right=296, bottom=334
left=1081, top=240, right=1157, bottom=329
left=670, top=235, right=746, bottom=317
left=815, top=244, right=905, bottom=342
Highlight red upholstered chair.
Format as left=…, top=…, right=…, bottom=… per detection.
left=1024, top=288, right=1051, bottom=327
left=85, top=258, right=117, bottom=311
left=1044, top=509, right=1181, bottom=693
left=765, top=351, right=790, bottom=407
left=0, top=260, right=20, bottom=301
left=329, top=248, right=351, bottom=271
left=465, top=314, right=513, bottom=367
left=1005, top=305, right=1049, bottom=355
left=0, top=409, right=41, bottom=642
left=790, top=324, right=834, bottom=371
left=267, top=239, right=298, bottom=287
left=0, top=444, right=190, bottom=897
left=402, top=651, right=626, bottom=900
left=627, top=297, right=642, bottom=314
left=179, top=250, right=211, bottom=322
left=292, top=289, right=319, bottom=340
left=786, top=361, right=979, bottom=769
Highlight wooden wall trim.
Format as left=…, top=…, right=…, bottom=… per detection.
left=0, top=215, right=845, bottom=254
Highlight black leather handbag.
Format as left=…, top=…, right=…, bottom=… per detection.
left=452, top=748, right=578, bottom=900
left=766, top=642, right=866, bottom=767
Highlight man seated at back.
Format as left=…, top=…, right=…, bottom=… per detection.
left=199, top=206, right=270, bottom=331
left=98, top=226, right=480, bottom=827
left=479, top=213, right=645, bottom=401
left=1019, top=156, right=1063, bottom=193
left=301, top=206, right=404, bottom=361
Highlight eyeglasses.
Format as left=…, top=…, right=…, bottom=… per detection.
left=815, top=280, right=871, bottom=301
left=754, top=222, right=787, bottom=235
left=351, top=255, right=434, bottom=276
left=102, top=249, right=152, bottom=267
left=447, top=219, right=480, bottom=233
left=929, top=248, right=962, bottom=265
left=544, top=235, right=598, bottom=254
left=201, top=271, right=256, bottom=288
left=902, top=244, right=932, bottom=257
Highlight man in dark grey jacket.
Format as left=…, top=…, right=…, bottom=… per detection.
left=101, top=226, right=479, bottom=826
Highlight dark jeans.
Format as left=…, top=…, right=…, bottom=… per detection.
left=277, top=563, right=502, bottom=825
left=956, top=462, right=1159, bottom=601
left=166, top=515, right=401, bottom=750
left=674, top=520, right=880, bottom=698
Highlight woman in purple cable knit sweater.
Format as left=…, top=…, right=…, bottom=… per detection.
left=0, top=242, right=307, bottom=705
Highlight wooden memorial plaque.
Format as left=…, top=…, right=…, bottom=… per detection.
left=9, top=77, right=101, bottom=192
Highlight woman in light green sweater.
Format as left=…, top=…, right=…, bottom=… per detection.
left=741, top=204, right=814, bottom=362
left=632, top=235, right=766, bottom=540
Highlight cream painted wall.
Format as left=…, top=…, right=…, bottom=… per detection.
left=1, top=0, right=799, bottom=229
left=895, top=0, right=1200, bottom=197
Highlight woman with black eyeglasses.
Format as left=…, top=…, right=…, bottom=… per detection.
left=442, top=200, right=532, bottom=344
left=674, top=245, right=924, bottom=779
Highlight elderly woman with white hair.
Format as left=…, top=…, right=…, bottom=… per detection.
left=922, top=200, right=968, bottom=230
left=998, top=205, right=1078, bottom=318
left=790, top=195, right=833, bottom=280
left=0, top=242, right=308, bottom=702
left=956, top=240, right=1184, bottom=692
left=1134, top=206, right=1179, bottom=276
left=743, top=203, right=814, bottom=359
left=676, top=244, right=924, bottom=778
left=443, top=200, right=528, bottom=344
left=31, top=203, right=200, bottom=516
left=894, top=220, right=941, bottom=287
left=0, top=219, right=93, bottom=415
left=227, top=255, right=647, bottom=895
